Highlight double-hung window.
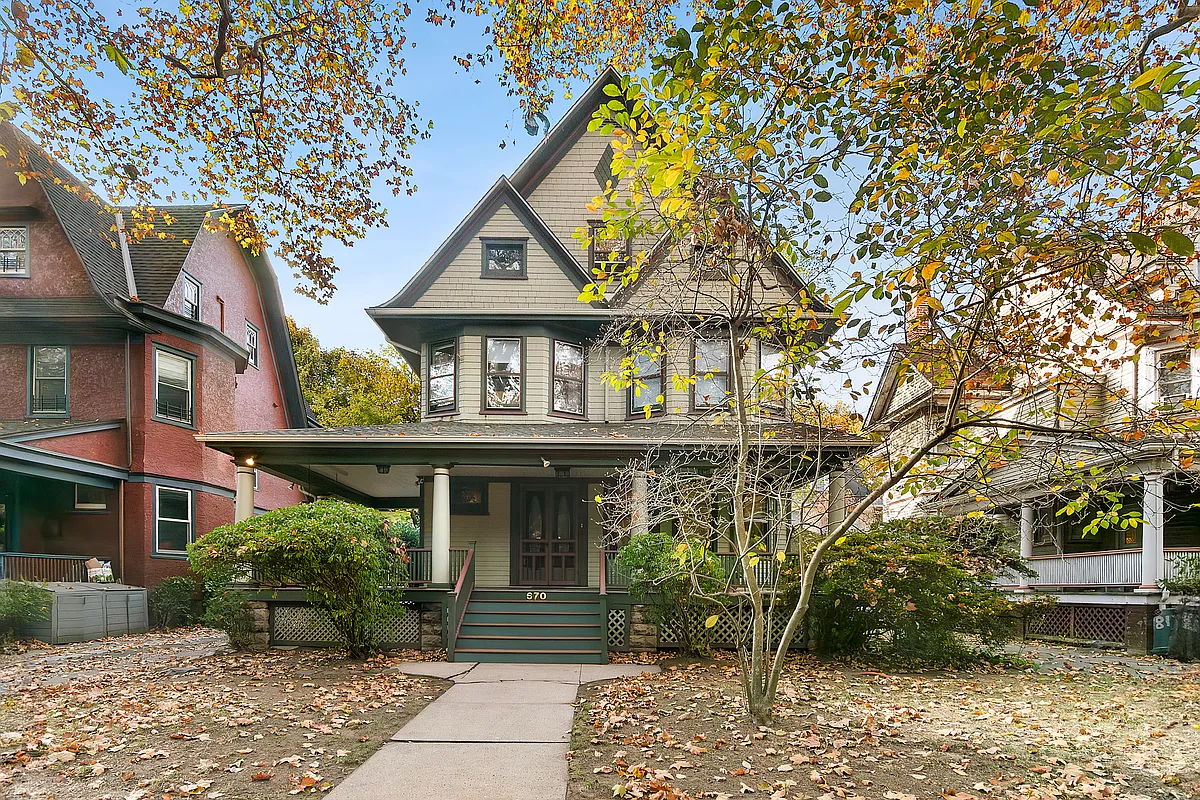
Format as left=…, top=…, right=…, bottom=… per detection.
left=588, top=222, right=629, bottom=274
left=758, top=341, right=787, bottom=409
left=244, top=322, right=259, bottom=368
left=1157, top=349, right=1191, bottom=404
left=552, top=341, right=585, bottom=416
left=155, top=349, right=194, bottom=424
left=428, top=340, right=457, bottom=413
left=1, top=226, right=29, bottom=276
left=181, top=273, right=201, bottom=320
left=629, top=352, right=663, bottom=417
left=484, top=337, right=522, bottom=410
left=155, top=486, right=193, bottom=555
left=693, top=339, right=730, bottom=409
left=30, top=346, right=68, bottom=415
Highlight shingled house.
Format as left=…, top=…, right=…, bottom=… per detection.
left=0, top=123, right=309, bottom=587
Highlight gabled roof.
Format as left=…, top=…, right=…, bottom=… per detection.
left=863, top=343, right=939, bottom=431
left=14, top=129, right=129, bottom=305
left=509, top=66, right=623, bottom=196
left=121, top=205, right=217, bottom=304
left=374, top=176, right=591, bottom=309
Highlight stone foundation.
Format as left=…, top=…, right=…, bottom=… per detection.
left=420, top=603, right=444, bottom=650
left=247, top=600, right=270, bottom=651
left=628, top=604, right=658, bottom=651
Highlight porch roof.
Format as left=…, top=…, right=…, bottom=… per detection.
left=198, top=421, right=870, bottom=507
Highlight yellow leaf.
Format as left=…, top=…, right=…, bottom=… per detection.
left=16, top=44, right=34, bottom=68
left=705, top=614, right=720, bottom=628
left=1009, top=171, right=1025, bottom=187
left=776, top=551, right=786, bottom=562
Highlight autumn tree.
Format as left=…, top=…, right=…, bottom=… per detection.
left=585, top=0, right=1200, bottom=723
left=288, top=318, right=419, bottom=427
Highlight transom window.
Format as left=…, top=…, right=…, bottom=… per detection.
left=428, top=339, right=457, bottom=413
left=245, top=321, right=259, bottom=368
left=693, top=339, right=730, bottom=409
left=155, top=349, right=194, bottom=424
left=155, top=486, right=193, bottom=554
left=30, top=346, right=68, bottom=415
left=0, top=226, right=29, bottom=276
left=552, top=341, right=585, bottom=416
left=481, top=240, right=527, bottom=278
left=75, top=484, right=108, bottom=511
left=485, top=337, right=523, bottom=410
left=181, top=273, right=201, bottom=320
left=1157, top=349, right=1191, bottom=404
left=629, top=352, right=663, bottom=417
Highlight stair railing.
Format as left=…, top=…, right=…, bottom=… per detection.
left=445, top=548, right=475, bottom=660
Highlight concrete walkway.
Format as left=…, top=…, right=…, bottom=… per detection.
left=326, top=661, right=660, bottom=800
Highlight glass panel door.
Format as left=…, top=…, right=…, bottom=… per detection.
left=519, top=485, right=580, bottom=586
left=520, top=489, right=548, bottom=584
left=549, top=489, right=578, bottom=584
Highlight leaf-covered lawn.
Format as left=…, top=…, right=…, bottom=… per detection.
left=570, top=650, right=1200, bottom=800
left=0, top=631, right=447, bottom=799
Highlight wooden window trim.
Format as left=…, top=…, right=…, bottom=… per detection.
left=244, top=320, right=260, bottom=369
left=181, top=271, right=202, bottom=321
left=691, top=338, right=731, bottom=411
left=626, top=350, right=664, bottom=419
left=153, top=485, right=194, bottom=558
left=427, top=338, right=459, bottom=416
left=28, top=345, right=69, bottom=418
left=480, top=237, right=529, bottom=280
left=550, top=339, right=587, bottom=419
left=587, top=220, right=631, bottom=274
left=482, top=335, right=526, bottom=413
left=1156, top=347, right=1191, bottom=405
left=153, top=345, right=197, bottom=429
left=758, top=340, right=788, bottom=411
left=0, top=225, right=30, bottom=278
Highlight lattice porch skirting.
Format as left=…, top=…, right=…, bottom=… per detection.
left=270, top=602, right=421, bottom=648
left=1026, top=603, right=1132, bottom=646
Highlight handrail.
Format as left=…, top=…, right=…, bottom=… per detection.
left=448, top=548, right=475, bottom=660
left=599, top=547, right=607, bottom=596
left=453, top=548, right=474, bottom=598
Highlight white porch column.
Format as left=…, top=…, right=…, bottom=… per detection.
left=1139, top=472, right=1165, bottom=592
left=235, top=463, right=256, bottom=523
left=631, top=471, right=650, bottom=538
left=827, top=470, right=847, bottom=531
left=1018, top=502, right=1034, bottom=591
left=431, top=466, right=452, bottom=585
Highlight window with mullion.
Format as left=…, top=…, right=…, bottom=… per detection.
left=428, top=339, right=457, bottom=413
left=1157, top=349, right=1191, bottom=404
left=552, top=341, right=585, bottom=416
left=485, top=337, right=523, bottom=410
left=588, top=222, right=630, bottom=274
left=758, top=341, right=788, bottom=409
left=628, top=352, right=663, bottom=417
left=244, top=322, right=259, bottom=368
left=181, top=273, right=201, bottom=320
left=693, top=339, right=730, bottom=409
left=155, top=486, right=193, bottom=555
left=30, top=346, right=68, bottom=415
left=0, top=226, right=28, bottom=276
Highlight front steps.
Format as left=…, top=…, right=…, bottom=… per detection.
left=453, top=588, right=607, bottom=664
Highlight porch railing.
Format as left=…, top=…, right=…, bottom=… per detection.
left=603, top=549, right=788, bottom=592
left=0, top=553, right=90, bottom=583
left=1164, top=548, right=1200, bottom=582
left=446, top=549, right=475, bottom=660
left=995, top=547, right=1200, bottom=589
left=404, top=548, right=471, bottom=585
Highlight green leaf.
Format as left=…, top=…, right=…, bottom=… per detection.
left=1137, top=88, right=1164, bottom=112
left=813, top=190, right=832, bottom=202
left=102, top=43, right=131, bottom=74
left=1128, top=231, right=1158, bottom=255
left=1110, top=95, right=1134, bottom=114
left=1161, top=227, right=1195, bottom=257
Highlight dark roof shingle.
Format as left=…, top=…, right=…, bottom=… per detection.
left=122, top=205, right=214, bottom=304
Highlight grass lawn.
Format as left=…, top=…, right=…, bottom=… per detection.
left=569, top=651, right=1200, bottom=800
left=0, top=631, right=447, bottom=799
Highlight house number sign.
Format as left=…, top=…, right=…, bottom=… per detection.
left=526, top=591, right=548, bottom=600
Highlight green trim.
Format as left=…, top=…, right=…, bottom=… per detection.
left=0, top=441, right=125, bottom=488
left=426, top=337, right=458, bottom=415
left=152, top=344, right=197, bottom=429
left=153, top=484, right=194, bottom=558
left=480, top=237, right=529, bottom=279
left=481, top=335, right=526, bottom=413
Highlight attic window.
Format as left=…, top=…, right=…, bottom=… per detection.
left=181, top=272, right=201, bottom=320
left=594, top=143, right=615, bottom=190
left=481, top=239, right=527, bottom=279
left=0, top=226, right=28, bottom=276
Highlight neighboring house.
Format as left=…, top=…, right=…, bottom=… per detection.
left=0, top=123, right=308, bottom=588
left=200, top=69, right=870, bottom=662
left=865, top=275, right=1200, bottom=651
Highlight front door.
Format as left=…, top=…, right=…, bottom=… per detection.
left=519, top=484, right=580, bottom=585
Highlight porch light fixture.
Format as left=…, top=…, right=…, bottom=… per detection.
left=244, top=457, right=255, bottom=467
left=376, top=464, right=391, bottom=475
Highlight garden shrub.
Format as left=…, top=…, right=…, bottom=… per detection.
left=0, top=581, right=50, bottom=640
left=385, top=509, right=421, bottom=549
left=618, top=531, right=726, bottom=656
left=203, top=587, right=255, bottom=650
left=1162, top=556, right=1200, bottom=596
left=802, top=515, right=1030, bottom=666
left=148, top=575, right=201, bottom=628
left=188, top=499, right=406, bottom=658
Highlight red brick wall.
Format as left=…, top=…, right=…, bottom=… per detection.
left=28, top=426, right=126, bottom=466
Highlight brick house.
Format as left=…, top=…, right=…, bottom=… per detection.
left=0, top=123, right=309, bottom=587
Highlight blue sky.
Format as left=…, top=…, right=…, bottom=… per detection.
left=275, top=19, right=590, bottom=352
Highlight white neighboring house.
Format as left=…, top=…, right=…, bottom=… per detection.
left=864, top=279, right=1200, bottom=652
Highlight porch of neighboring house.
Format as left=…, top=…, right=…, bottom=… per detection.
left=202, top=425, right=862, bottom=662
left=0, top=441, right=126, bottom=583
left=995, top=474, right=1200, bottom=649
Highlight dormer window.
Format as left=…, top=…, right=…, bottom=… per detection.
left=1, top=226, right=29, bottom=276
left=181, top=273, right=201, bottom=320
left=429, top=339, right=457, bottom=413
left=481, top=239, right=527, bottom=279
